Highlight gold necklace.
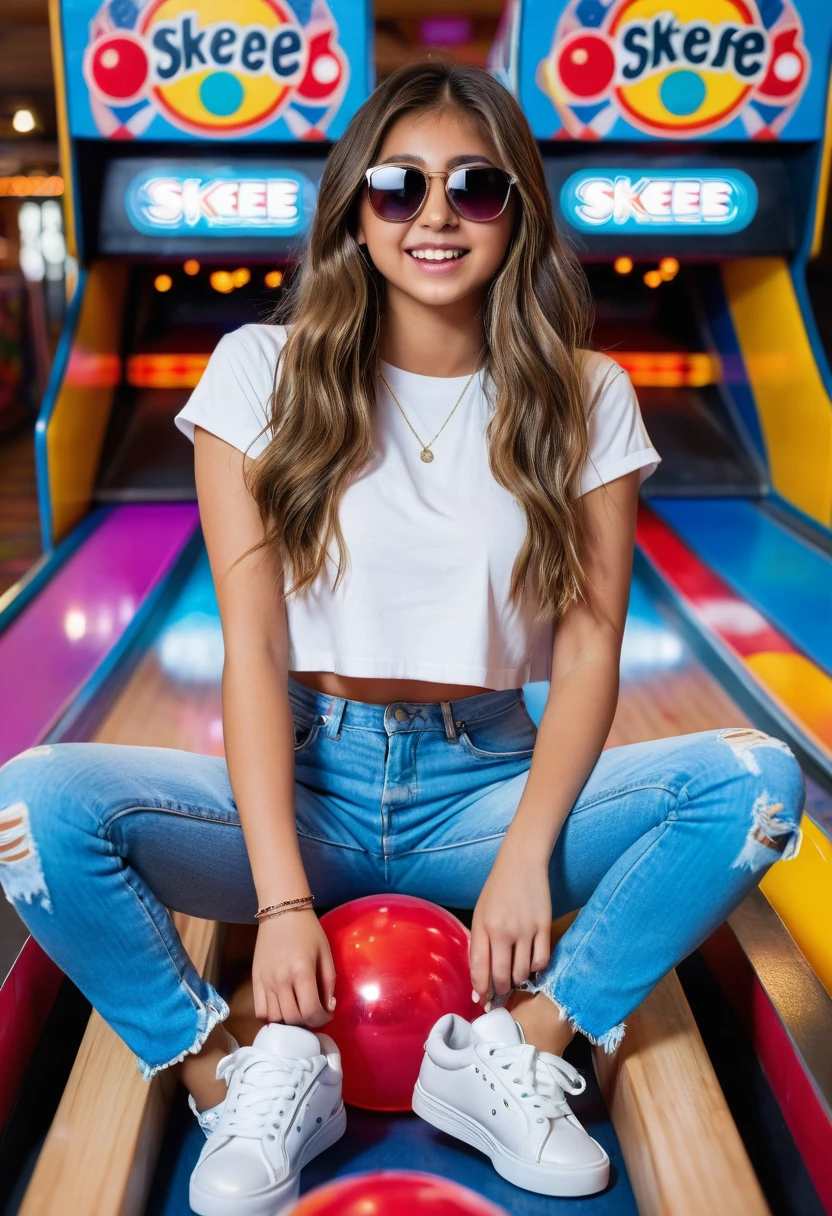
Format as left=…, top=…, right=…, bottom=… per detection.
left=377, top=368, right=478, bottom=463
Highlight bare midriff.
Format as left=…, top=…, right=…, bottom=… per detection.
left=288, top=671, right=495, bottom=706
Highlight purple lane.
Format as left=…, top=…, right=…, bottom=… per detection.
left=0, top=504, right=199, bottom=764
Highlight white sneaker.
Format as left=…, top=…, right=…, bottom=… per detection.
left=189, top=1033, right=242, bottom=1138
left=412, top=1006, right=609, bottom=1197
left=188, top=1023, right=347, bottom=1216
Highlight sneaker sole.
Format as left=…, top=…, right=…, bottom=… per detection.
left=189, top=1100, right=348, bottom=1216
left=412, top=1081, right=609, bottom=1198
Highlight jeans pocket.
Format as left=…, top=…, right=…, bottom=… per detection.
left=457, top=700, right=537, bottom=761
left=294, top=721, right=323, bottom=752
left=289, top=698, right=325, bottom=753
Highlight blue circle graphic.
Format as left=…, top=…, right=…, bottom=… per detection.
left=659, top=70, right=707, bottom=118
left=199, top=72, right=245, bottom=118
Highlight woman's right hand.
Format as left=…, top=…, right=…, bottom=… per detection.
left=252, top=908, right=337, bottom=1029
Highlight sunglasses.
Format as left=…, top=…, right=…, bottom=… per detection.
left=363, top=163, right=518, bottom=224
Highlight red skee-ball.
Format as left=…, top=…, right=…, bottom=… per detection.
left=318, top=894, right=480, bottom=1110
left=290, top=1170, right=510, bottom=1215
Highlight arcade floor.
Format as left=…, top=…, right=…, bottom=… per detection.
left=2, top=538, right=796, bottom=1215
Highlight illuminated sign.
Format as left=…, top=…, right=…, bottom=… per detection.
left=535, top=0, right=811, bottom=141
left=125, top=167, right=316, bottom=236
left=561, top=169, right=757, bottom=234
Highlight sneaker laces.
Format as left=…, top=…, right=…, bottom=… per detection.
left=216, top=1046, right=315, bottom=1138
left=488, top=1042, right=586, bottom=1113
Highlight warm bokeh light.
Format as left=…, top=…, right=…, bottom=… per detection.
left=12, top=108, right=36, bottom=134
left=659, top=257, right=680, bottom=280
left=154, top=273, right=173, bottom=292
left=232, top=267, right=251, bottom=287
left=264, top=269, right=283, bottom=288
left=0, top=175, right=63, bottom=197
left=183, top=259, right=200, bottom=276
left=210, top=270, right=234, bottom=294
left=65, top=351, right=121, bottom=388
left=613, top=256, right=633, bottom=275
left=615, top=351, right=721, bottom=388
left=127, top=353, right=209, bottom=388
left=643, top=269, right=662, bottom=288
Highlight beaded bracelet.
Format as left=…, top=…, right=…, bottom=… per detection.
left=254, top=895, right=315, bottom=922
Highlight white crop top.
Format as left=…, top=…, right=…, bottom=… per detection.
left=174, top=324, right=660, bottom=689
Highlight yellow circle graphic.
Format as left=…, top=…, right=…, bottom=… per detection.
left=611, top=0, right=759, bottom=135
left=140, top=0, right=301, bottom=135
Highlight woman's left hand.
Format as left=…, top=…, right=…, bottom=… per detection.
left=470, top=836, right=553, bottom=1007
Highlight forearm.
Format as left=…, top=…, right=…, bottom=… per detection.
left=504, top=655, right=620, bottom=858
left=221, top=647, right=310, bottom=906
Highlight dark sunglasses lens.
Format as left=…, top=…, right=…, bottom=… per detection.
left=448, top=167, right=512, bottom=221
left=367, top=166, right=427, bottom=221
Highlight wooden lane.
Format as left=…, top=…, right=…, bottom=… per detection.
left=19, top=553, right=223, bottom=1216
left=16, top=565, right=779, bottom=1215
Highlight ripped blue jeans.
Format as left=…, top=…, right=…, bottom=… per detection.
left=0, top=678, right=804, bottom=1079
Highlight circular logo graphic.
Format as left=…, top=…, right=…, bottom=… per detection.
left=610, top=0, right=760, bottom=135
left=540, top=0, right=809, bottom=140
left=82, top=0, right=352, bottom=139
left=139, top=0, right=303, bottom=135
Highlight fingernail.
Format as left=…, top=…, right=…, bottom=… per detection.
left=471, top=988, right=480, bottom=1004
left=329, top=996, right=336, bottom=1009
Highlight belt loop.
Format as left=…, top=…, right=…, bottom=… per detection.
left=325, top=696, right=346, bottom=739
left=441, top=701, right=458, bottom=742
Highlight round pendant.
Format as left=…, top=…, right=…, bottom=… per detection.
left=420, top=449, right=434, bottom=463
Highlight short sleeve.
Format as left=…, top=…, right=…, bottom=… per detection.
left=577, top=352, right=661, bottom=497
left=174, top=323, right=287, bottom=459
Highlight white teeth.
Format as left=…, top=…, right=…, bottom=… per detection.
left=408, top=249, right=466, bottom=261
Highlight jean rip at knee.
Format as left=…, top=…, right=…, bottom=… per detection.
left=716, top=729, right=804, bottom=871
left=0, top=799, right=53, bottom=913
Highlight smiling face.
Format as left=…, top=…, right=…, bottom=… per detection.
left=355, top=108, right=517, bottom=310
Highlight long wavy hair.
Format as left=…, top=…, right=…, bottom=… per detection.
left=242, top=58, right=593, bottom=623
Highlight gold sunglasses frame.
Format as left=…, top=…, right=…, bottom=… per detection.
left=363, top=163, right=519, bottom=223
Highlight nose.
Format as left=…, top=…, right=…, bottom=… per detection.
left=420, top=174, right=457, bottom=228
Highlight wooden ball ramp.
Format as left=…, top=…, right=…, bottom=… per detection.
left=593, top=971, right=767, bottom=1216
left=17, top=913, right=223, bottom=1216
left=14, top=911, right=768, bottom=1216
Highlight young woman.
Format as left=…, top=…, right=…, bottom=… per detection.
left=0, top=61, right=803, bottom=1211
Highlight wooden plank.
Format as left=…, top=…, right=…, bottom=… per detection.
left=593, top=970, right=770, bottom=1216
left=19, top=608, right=226, bottom=1215
left=19, top=912, right=221, bottom=1216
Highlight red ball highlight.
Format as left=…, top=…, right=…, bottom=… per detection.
left=319, top=895, right=480, bottom=1110
left=290, top=1170, right=510, bottom=1215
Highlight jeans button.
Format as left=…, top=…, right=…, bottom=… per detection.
left=394, top=708, right=409, bottom=722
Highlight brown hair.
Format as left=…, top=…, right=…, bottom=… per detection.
left=242, top=57, right=593, bottom=622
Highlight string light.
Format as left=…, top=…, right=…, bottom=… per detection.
left=231, top=267, right=251, bottom=287
left=643, top=270, right=662, bottom=288
left=659, top=257, right=679, bottom=280
left=183, top=259, right=200, bottom=275
left=264, top=269, right=283, bottom=288
left=154, top=273, right=173, bottom=292
left=613, top=256, right=633, bottom=275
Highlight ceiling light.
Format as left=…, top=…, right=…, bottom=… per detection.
left=12, top=108, right=36, bottom=134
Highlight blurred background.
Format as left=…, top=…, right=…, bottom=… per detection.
left=1, top=3, right=832, bottom=1215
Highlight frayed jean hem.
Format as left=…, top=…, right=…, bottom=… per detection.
left=492, top=979, right=627, bottom=1055
left=135, top=993, right=231, bottom=1082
